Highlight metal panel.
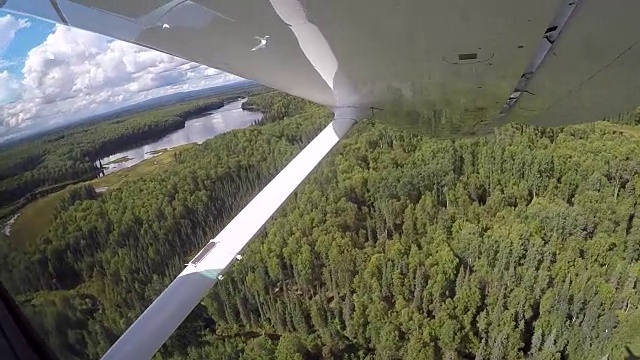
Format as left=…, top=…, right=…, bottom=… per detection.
left=70, top=0, right=172, bottom=18
left=57, top=0, right=142, bottom=40
left=509, top=0, right=640, bottom=127
left=298, top=0, right=561, bottom=136
left=189, top=240, right=218, bottom=266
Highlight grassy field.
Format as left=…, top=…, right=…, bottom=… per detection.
left=6, top=143, right=194, bottom=251
left=9, top=189, right=69, bottom=251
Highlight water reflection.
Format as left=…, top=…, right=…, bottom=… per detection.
left=98, top=99, right=262, bottom=175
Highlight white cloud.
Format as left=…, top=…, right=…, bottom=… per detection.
left=1, top=24, right=242, bottom=131
left=0, top=14, right=29, bottom=106
left=0, top=15, right=30, bottom=54
left=0, top=71, right=21, bottom=106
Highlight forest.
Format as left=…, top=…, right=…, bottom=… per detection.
left=1, top=91, right=640, bottom=359
left=0, top=93, right=254, bottom=217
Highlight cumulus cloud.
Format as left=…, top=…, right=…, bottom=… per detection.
left=0, top=15, right=30, bottom=54
left=0, top=15, right=29, bottom=105
left=0, top=71, right=21, bottom=106
left=1, top=24, right=242, bottom=131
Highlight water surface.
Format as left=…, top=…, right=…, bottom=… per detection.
left=99, top=99, right=262, bottom=175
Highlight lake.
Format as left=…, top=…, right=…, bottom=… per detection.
left=98, top=99, right=262, bottom=175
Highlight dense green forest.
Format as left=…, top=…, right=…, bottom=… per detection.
left=0, top=96, right=242, bottom=216
left=1, top=91, right=640, bottom=359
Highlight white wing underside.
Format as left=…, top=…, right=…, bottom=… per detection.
left=4, top=0, right=638, bottom=129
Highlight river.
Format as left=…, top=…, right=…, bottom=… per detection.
left=98, top=99, right=262, bottom=175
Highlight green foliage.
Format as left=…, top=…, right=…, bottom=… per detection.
left=0, top=97, right=229, bottom=209
left=242, top=91, right=312, bottom=124
left=2, top=92, right=640, bottom=360
left=54, top=184, right=98, bottom=216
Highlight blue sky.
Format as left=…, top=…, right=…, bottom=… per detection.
left=0, top=12, right=53, bottom=76
left=0, top=10, right=241, bottom=142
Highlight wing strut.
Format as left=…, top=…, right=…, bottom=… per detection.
left=101, top=107, right=364, bottom=360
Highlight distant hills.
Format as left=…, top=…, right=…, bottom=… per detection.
left=0, top=80, right=261, bottom=146
left=85, top=80, right=259, bottom=121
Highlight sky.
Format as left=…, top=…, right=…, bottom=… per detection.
left=0, top=11, right=243, bottom=142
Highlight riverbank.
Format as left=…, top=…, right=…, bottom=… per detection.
left=4, top=98, right=264, bottom=249
left=97, top=98, right=262, bottom=175
left=5, top=143, right=193, bottom=251
left=0, top=87, right=266, bottom=221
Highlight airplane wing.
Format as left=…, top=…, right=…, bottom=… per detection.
left=2, top=0, right=640, bottom=359
left=4, top=0, right=637, bottom=137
